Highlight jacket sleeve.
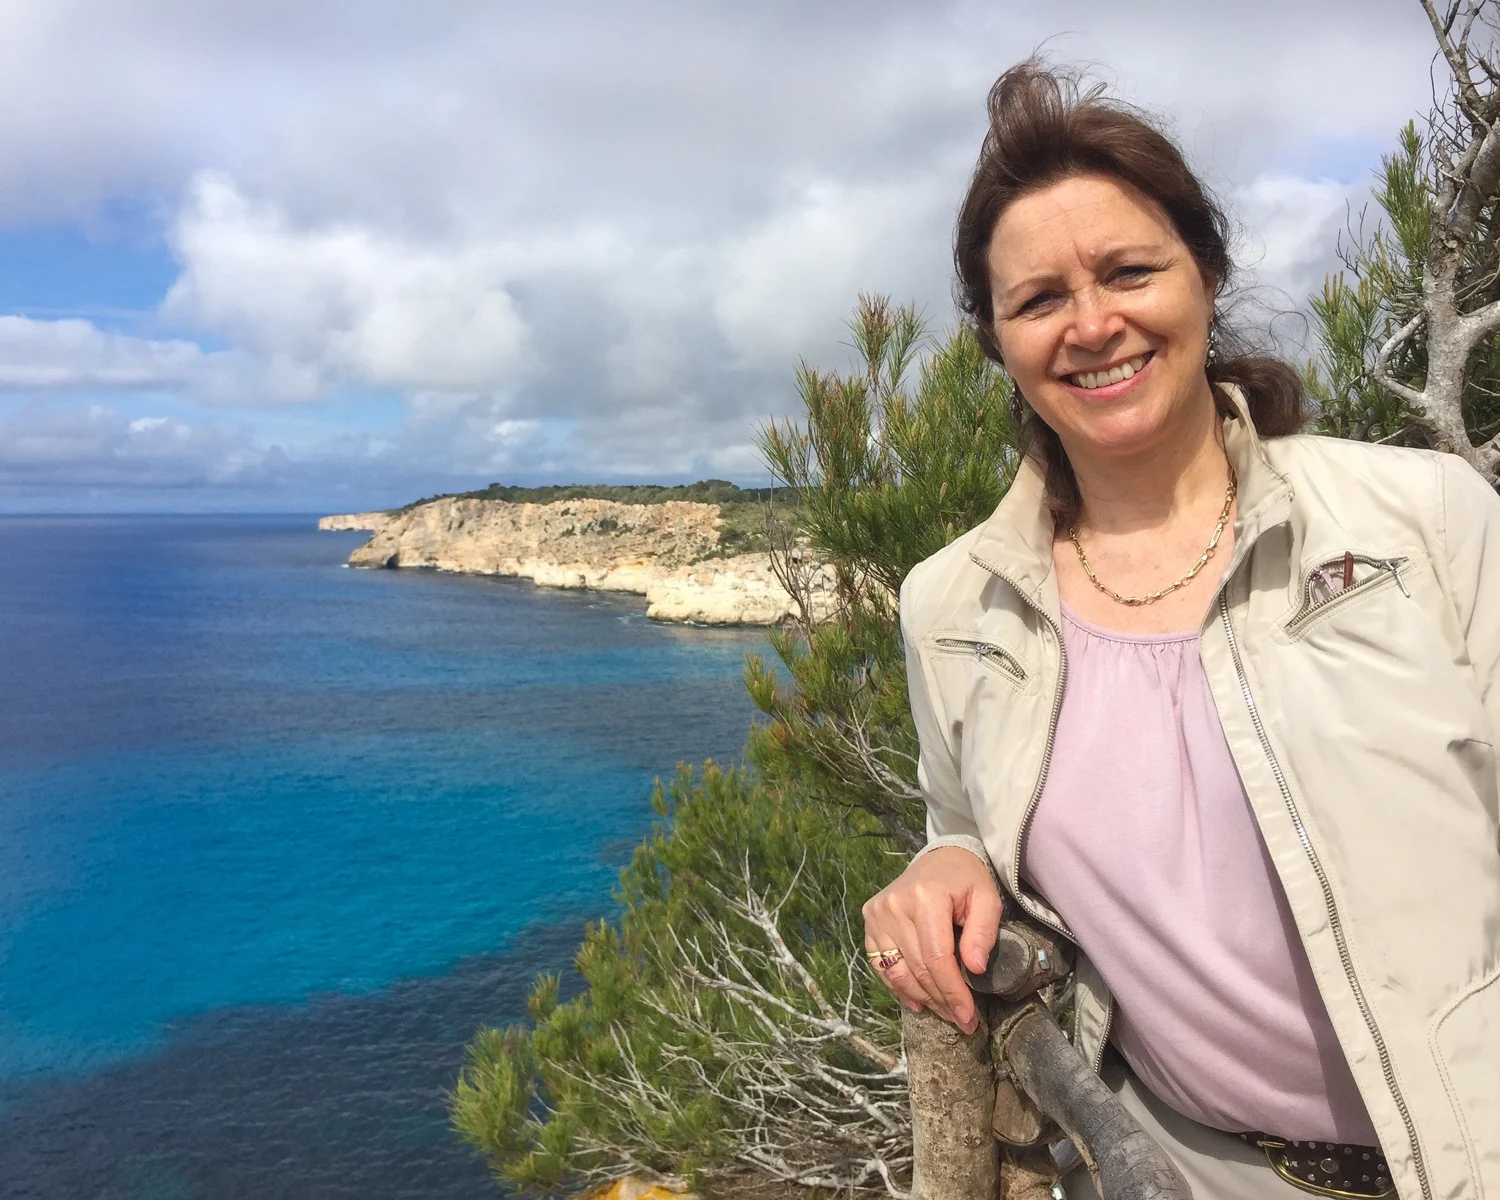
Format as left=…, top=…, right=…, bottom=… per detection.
left=899, top=572, right=995, bottom=873
left=1440, top=454, right=1500, bottom=804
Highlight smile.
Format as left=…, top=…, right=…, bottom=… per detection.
left=1063, top=351, right=1154, bottom=390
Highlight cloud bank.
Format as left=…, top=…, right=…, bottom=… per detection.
left=0, top=0, right=1442, bottom=509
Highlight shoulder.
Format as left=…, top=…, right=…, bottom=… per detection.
left=1263, top=432, right=1453, bottom=532
left=1265, top=431, right=1445, bottom=490
left=1263, top=432, right=1500, bottom=564
left=898, top=523, right=993, bottom=637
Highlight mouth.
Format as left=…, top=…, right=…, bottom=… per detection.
left=1061, top=350, right=1155, bottom=392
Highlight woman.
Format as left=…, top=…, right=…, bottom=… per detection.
left=862, top=61, right=1500, bottom=1200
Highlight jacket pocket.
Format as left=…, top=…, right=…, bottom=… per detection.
left=1284, top=553, right=1411, bottom=637
left=1431, top=963, right=1500, bottom=1198
left=926, top=631, right=1028, bottom=691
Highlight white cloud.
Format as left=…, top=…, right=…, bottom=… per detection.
left=0, top=399, right=258, bottom=484
left=713, top=175, right=956, bottom=370
left=163, top=174, right=534, bottom=398
left=0, top=315, right=214, bottom=389
left=1235, top=175, right=1364, bottom=303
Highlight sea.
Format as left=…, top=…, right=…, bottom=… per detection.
left=0, top=514, right=772, bottom=1200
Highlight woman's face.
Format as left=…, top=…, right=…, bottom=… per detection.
left=986, top=172, right=1216, bottom=465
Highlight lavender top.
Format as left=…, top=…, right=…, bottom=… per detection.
left=1022, top=603, right=1379, bottom=1144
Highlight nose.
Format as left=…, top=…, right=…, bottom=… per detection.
left=1065, top=288, right=1126, bottom=352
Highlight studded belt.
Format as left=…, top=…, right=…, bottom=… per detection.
left=1236, top=1131, right=1394, bottom=1198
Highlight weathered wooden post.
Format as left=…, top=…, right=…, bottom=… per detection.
left=902, top=1005, right=1000, bottom=1200
left=904, top=916, right=1193, bottom=1200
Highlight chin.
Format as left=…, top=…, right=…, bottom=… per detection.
left=1054, top=399, right=1173, bottom=457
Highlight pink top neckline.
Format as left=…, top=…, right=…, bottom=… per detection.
left=1059, top=600, right=1197, bottom=644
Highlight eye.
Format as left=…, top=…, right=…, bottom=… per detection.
left=1109, top=264, right=1155, bottom=285
left=1016, top=290, right=1060, bottom=315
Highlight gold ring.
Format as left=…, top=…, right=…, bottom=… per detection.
left=868, top=948, right=902, bottom=970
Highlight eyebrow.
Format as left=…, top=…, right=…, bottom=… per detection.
left=999, top=242, right=1169, bottom=308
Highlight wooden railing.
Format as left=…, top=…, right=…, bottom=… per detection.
left=902, top=917, right=1193, bottom=1200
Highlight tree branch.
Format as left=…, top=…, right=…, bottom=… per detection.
left=1373, top=312, right=1430, bottom=407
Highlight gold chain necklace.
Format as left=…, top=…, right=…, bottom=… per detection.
left=1068, top=465, right=1237, bottom=607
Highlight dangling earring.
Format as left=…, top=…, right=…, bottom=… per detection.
left=1206, top=323, right=1220, bottom=366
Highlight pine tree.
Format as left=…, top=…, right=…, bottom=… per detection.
left=1308, top=0, right=1500, bottom=477
left=450, top=298, right=1017, bottom=1197
left=1306, top=120, right=1500, bottom=450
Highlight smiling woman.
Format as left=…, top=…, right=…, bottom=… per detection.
left=863, top=58, right=1500, bottom=1200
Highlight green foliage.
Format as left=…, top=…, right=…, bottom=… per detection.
left=761, top=295, right=1017, bottom=597
left=451, top=763, right=903, bottom=1193
left=1308, top=121, right=1500, bottom=445
left=394, top=479, right=792, bottom=514
left=751, top=295, right=1018, bottom=847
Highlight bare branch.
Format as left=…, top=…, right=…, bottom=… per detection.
left=1373, top=312, right=1430, bottom=407
left=1460, top=293, right=1500, bottom=339
left=1425, top=0, right=1490, bottom=118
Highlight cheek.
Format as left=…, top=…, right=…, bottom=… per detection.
left=1145, top=280, right=1212, bottom=337
left=995, top=324, right=1051, bottom=381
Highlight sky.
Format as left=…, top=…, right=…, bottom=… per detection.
left=0, top=0, right=1446, bottom=513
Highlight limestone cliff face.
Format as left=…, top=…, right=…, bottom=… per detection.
left=326, top=496, right=834, bottom=625
left=645, top=553, right=833, bottom=625
left=317, top=511, right=392, bottom=532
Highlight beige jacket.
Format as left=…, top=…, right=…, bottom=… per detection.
left=899, top=386, right=1500, bottom=1200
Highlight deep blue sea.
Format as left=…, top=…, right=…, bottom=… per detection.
left=0, top=515, right=771, bottom=1199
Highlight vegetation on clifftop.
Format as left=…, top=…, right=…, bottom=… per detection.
left=389, top=481, right=799, bottom=558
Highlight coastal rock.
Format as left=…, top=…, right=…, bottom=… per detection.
left=317, top=511, right=392, bottom=532
left=344, top=497, right=719, bottom=574
left=575, top=1180, right=696, bottom=1200
left=646, top=553, right=837, bottom=625
left=324, top=496, right=832, bottom=625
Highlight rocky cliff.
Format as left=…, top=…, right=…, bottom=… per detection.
left=317, top=511, right=392, bottom=532
left=325, top=496, right=834, bottom=625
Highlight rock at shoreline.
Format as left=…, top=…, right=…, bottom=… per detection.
left=317, top=511, right=392, bottom=532
left=321, top=496, right=835, bottom=626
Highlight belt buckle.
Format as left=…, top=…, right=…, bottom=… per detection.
left=1250, top=1136, right=1395, bottom=1199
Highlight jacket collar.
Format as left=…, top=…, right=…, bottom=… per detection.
left=967, top=383, right=1294, bottom=606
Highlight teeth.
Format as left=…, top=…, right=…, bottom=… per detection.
left=1068, top=353, right=1148, bottom=389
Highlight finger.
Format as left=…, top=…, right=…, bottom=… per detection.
left=908, top=906, right=978, bottom=1033
left=956, top=882, right=1004, bottom=975
left=892, top=910, right=966, bottom=1027
left=874, top=957, right=930, bottom=1013
left=864, top=923, right=927, bottom=1013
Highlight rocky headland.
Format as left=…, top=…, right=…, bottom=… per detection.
left=318, top=510, right=393, bottom=533
left=319, top=497, right=834, bottom=625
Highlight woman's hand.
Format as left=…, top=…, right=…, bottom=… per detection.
left=862, top=846, right=1003, bottom=1035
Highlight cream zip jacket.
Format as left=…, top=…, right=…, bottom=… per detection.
left=899, top=386, right=1500, bottom=1200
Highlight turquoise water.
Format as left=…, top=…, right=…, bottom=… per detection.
left=0, top=515, right=770, bottom=1198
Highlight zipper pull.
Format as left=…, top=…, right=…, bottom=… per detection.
left=1388, top=559, right=1410, bottom=598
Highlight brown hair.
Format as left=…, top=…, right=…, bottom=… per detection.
left=953, top=59, right=1306, bottom=521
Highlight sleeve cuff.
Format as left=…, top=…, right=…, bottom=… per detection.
left=913, top=833, right=995, bottom=874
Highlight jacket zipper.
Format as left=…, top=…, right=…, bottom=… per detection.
left=968, top=564, right=1071, bottom=941
left=968, top=555, right=1117, bottom=1069
left=1217, top=589, right=1431, bottom=1200
left=931, top=635, right=1028, bottom=683
left=1286, top=554, right=1411, bottom=634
